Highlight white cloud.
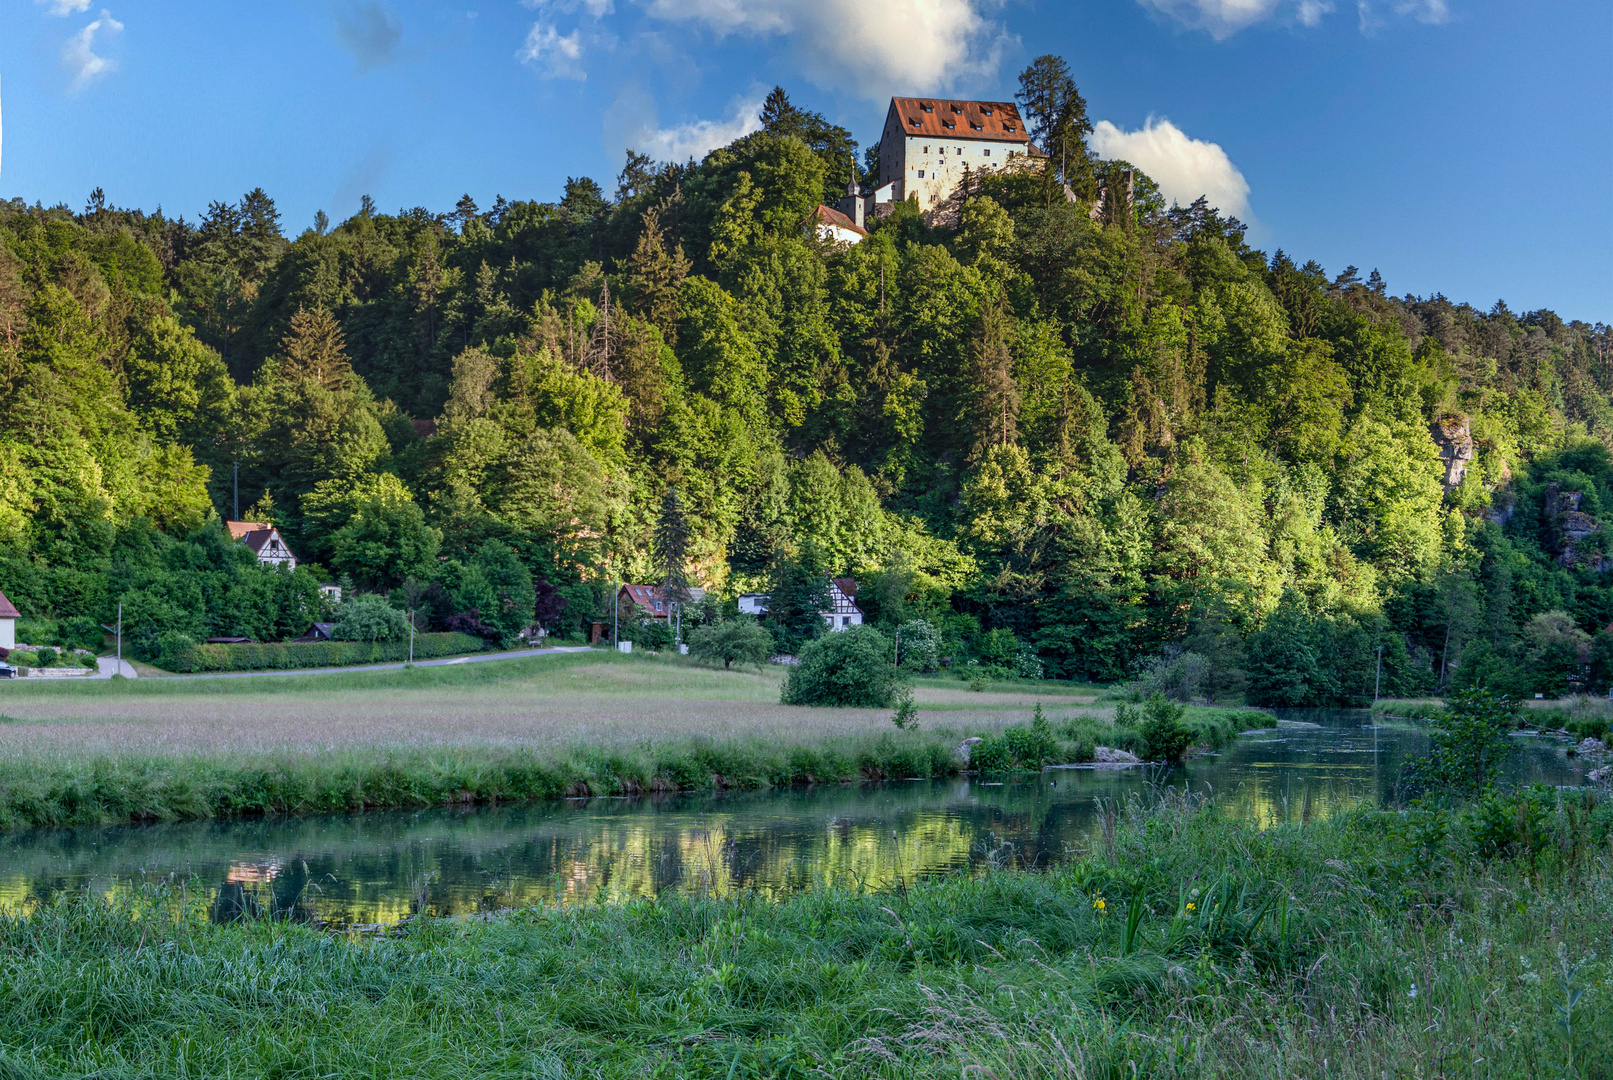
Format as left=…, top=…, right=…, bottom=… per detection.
left=639, top=0, right=1012, bottom=99
left=336, top=3, right=403, bottom=71
left=1393, top=0, right=1448, bottom=23
left=1089, top=117, right=1252, bottom=222
left=38, top=0, right=91, bottom=15
left=1296, top=0, right=1334, bottom=26
left=622, top=94, right=765, bottom=161
left=62, top=10, right=122, bottom=90
left=1135, top=0, right=1288, bottom=39
left=519, top=22, right=586, bottom=79
left=523, top=0, right=614, bottom=15
left=1140, top=0, right=1448, bottom=36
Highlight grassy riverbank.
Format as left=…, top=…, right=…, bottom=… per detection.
left=3, top=791, right=1609, bottom=1078
left=0, top=653, right=1271, bottom=829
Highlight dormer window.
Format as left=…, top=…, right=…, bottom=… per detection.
left=1004, top=124, right=1016, bottom=133
left=908, top=117, right=921, bottom=127
left=921, top=103, right=933, bottom=113
left=971, top=123, right=983, bottom=131
left=943, top=120, right=955, bottom=129
left=951, top=104, right=962, bottom=113
left=981, top=106, right=993, bottom=116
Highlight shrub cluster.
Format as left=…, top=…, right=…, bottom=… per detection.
left=156, top=631, right=485, bottom=673
left=781, top=625, right=899, bottom=708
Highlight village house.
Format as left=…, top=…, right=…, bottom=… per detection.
left=618, top=584, right=708, bottom=623
left=737, top=577, right=864, bottom=632
left=227, top=521, right=299, bottom=570
left=0, top=588, right=18, bottom=650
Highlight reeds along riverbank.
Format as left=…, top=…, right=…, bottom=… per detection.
left=0, top=707, right=1273, bottom=830
left=2, top=790, right=1608, bottom=1078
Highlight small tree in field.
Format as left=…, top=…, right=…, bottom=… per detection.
left=781, top=625, right=898, bottom=708
left=690, top=618, right=773, bottom=670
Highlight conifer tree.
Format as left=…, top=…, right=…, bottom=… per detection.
left=621, top=209, right=690, bottom=344
left=654, top=485, right=691, bottom=603
left=969, top=291, right=1020, bottom=457
left=278, top=305, right=353, bottom=389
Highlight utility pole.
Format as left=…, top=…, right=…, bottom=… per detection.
left=894, top=628, right=900, bottom=673
left=612, top=582, right=619, bottom=651
left=674, top=601, right=681, bottom=651
left=408, top=610, right=415, bottom=666
left=116, top=601, right=122, bottom=671
left=233, top=462, right=239, bottom=521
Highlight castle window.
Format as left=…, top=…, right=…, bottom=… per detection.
left=983, top=149, right=990, bottom=157
left=956, top=147, right=963, bottom=155
left=981, top=106, right=993, bottom=116
left=951, top=104, right=962, bottom=113
left=923, top=145, right=929, bottom=153
left=971, top=123, right=982, bottom=131
left=921, top=103, right=933, bottom=113
left=917, top=170, right=925, bottom=178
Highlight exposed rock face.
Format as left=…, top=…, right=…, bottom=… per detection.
left=1577, top=737, right=1607, bottom=756
left=1430, top=416, right=1476, bottom=491
left=1544, top=482, right=1605, bottom=568
left=1093, top=746, right=1141, bottom=764
left=953, top=737, right=983, bottom=764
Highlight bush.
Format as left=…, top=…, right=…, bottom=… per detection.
left=1409, top=687, right=1519, bottom=801
left=1119, top=692, right=1192, bottom=762
left=1015, top=643, right=1045, bottom=680
left=35, top=647, right=59, bottom=668
left=163, top=632, right=485, bottom=673
left=781, top=625, right=898, bottom=708
left=895, top=619, right=941, bottom=673
left=977, top=628, right=1019, bottom=669
left=629, top=621, right=675, bottom=652
left=333, top=596, right=409, bottom=642
left=689, top=618, right=773, bottom=670
left=1126, top=648, right=1211, bottom=703
left=155, top=632, right=198, bottom=672
left=1002, top=706, right=1058, bottom=767
left=969, top=734, right=1011, bottom=773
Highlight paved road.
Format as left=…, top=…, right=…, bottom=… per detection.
left=94, top=657, right=140, bottom=679
left=140, top=645, right=600, bottom=681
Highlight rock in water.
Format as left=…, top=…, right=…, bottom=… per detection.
left=1093, top=746, right=1141, bottom=764
left=953, top=737, right=983, bottom=764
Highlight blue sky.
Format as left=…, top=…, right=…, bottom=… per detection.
left=2, top=0, right=1608, bottom=321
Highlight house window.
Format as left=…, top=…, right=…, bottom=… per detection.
left=917, top=170, right=924, bottom=178
left=654, top=601, right=663, bottom=611
left=921, top=103, right=933, bottom=112
left=983, top=149, right=991, bottom=157
left=923, top=145, right=929, bottom=153
left=956, top=147, right=963, bottom=155
left=982, top=106, right=993, bottom=116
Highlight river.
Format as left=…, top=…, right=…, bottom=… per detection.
left=0, top=711, right=1587, bottom=926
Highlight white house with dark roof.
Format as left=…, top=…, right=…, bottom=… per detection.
left=876, top=96, right=1033, bottom=214
left=0, top=588, right=18, bottom=650
left=736, top=578, right=863, bottom=632
left=227, top=521, right=298, bottom=570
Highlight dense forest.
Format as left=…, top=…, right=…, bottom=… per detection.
left=0, top=58, right=1608, bottom=703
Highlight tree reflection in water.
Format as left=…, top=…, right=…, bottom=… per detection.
left=1, top=713, right=1584, bottom=927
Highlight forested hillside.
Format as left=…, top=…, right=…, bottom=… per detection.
left=1, top=63, right=1608, bottom=702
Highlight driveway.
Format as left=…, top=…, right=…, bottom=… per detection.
left=111, top=645, right=600, bottom=681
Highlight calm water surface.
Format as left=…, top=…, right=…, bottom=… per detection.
left=0, top=711, right=1587, bottom=926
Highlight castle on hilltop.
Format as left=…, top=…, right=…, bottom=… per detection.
left=808, top=96, right=1035, bottom=243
